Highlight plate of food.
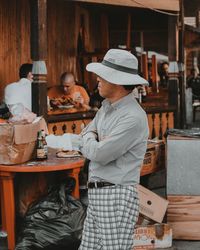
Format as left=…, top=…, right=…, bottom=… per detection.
left=50, top=96, right=75, bottom=109
left=56, top=150, right=81, bottom=158
left=57, top=104, right=74, bottom=109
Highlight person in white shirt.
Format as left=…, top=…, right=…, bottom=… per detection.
left=4, top=63, right=33, bottom=111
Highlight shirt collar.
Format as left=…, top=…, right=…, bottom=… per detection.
left=102, top=93, right=134, bottom=111
left=18, top=78, right=31, bottom=84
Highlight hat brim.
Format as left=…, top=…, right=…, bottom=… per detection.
left=86, top=62, right=149, bottom=86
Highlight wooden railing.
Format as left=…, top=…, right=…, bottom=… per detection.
left=144, top=106, right=176, bottom=139
left=48, top=111, right=95, bottom=135
left=47, top=106, right=176, bottom=139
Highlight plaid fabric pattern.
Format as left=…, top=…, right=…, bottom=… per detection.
left=79, top=185, right=139, bottom=250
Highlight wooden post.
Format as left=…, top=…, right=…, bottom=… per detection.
left=179, top=0, right=186, bottom=128
left=126, top=13, right=131, bottom=49
left=140, top=31, right=144, bottom=53
left=30, top=0, right=47, bottom=120
left=151, top=55, right=158, bottom=92
left=141, top=53, right=148, bottom=81
left=196, top=10, right=200, bottom=28
left=168, top=15, right=179, bottom=127
left=168, top=16, right=178, bottom=62
left=168, top=62, right=179, bottom=127
left=100, top=13, right=109, bottom=50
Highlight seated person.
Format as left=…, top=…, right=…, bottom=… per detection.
left=4, top=63, right=33, bottom=111
left=187, top=68, right=200, bottom=101
left=48, top=72, right=90, bottom=110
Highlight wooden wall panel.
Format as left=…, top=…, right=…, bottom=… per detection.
left=0, top=0, right=171, bottom=102
left=0, top=0, right=79, bottom=101
left=0, top=0, right=31, bottom=101
left=0, top=0, right=101, bottom=101
left=47, top=1, right=78, bottom=87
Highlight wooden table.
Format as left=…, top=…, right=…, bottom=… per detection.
left=0, top=153, right=84, bottom=250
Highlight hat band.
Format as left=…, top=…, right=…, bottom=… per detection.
left=102, top=60, right=138, bottom=74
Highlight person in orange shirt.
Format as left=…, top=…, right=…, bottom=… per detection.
left=48, top=72, right=90, bottom=110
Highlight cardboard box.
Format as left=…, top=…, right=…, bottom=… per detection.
left=0, top=117, right=47, bottom=165
left=134, top=223, right=172, bottom=249
left=142, top=141, right=165, bottom=176
left=138, top=185, right=169, bottom=223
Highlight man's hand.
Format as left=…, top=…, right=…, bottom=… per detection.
left=74, top=95, right=84, bottom=104
left=82, top=131, right=98, bottom=141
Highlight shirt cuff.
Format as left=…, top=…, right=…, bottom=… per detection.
left=82, top=131, right=98, bottom=141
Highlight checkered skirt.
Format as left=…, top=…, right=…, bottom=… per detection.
left=79, top=185, right=139, bottom=250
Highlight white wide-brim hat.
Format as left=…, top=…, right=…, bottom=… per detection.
left=86, top=49, right=148, bottom=86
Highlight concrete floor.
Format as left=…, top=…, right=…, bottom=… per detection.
left=173, top=240, right=200, bottom=250
left=1, top=109, right=200, bottom=250
left=1, top=238, right=200, bottom=250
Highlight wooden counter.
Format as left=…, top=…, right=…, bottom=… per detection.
left=47, top=105, right=176, bottom=140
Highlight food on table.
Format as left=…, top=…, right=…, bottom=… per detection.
left=50, top=96, right=75, bottom=108
left=56, top=150, right=81, bottom=158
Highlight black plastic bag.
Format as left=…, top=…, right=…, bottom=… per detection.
left=15, top=178, right=86, bottom=250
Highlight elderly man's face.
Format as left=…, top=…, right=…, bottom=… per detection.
left=62, top=76, right=75, bottom=94
left=97, top=76, right=118, bottom=99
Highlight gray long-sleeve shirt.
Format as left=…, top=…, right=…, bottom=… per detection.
left=80, top=93, right=149, bottom=185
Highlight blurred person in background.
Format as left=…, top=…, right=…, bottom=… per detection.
left=187, top=67, right=200, bottom=102
left=48, top=72, right=90, bottom=110
left=159, top=62, right=169, bottom=88
left=4, top=63, right=33, bottom=111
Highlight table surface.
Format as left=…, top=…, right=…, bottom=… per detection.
left=48, top=107, right=88, bottom=115
left=0, top=150, right=85, bottom=173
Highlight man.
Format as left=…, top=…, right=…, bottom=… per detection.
left=4, top=63, right=33, bottom=111
left=187, top=67, right=200, bottom=101
left=159, top=62, right=169, bottom=88
left=48, top=72, right=90, bottom=109
left=77, top=49, right=149, bottom=250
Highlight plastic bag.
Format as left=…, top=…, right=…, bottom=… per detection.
left=166, top=128, right=200, bottom=138
left=15, top=178, right=86, bottom=250
left=8, top=103, right=36, bottom=124
left=46, top=133, right=82, bottom=151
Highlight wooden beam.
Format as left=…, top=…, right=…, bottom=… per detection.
left=100, top=13, right=109, bottom=49
left=30, top=0, right=47, bottom=120
left=151, top=55, right=158, bottom=92
left=32, top=61, right=48, bottom=120
left=73, top=0, right=180, bottom=11
left=168, top=15, right=179, bottom=127
left=168, top=16, right=179, bottom=61
left=30, top=0, right=47, bottom=60
left=141, top=53, right=148, bottom=81
left=178, top=0, right=186, bottom=128
left=126, top=13, right=131, bottom=49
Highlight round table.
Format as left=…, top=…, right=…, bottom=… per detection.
left=0, top=153, right=84, bottom=250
